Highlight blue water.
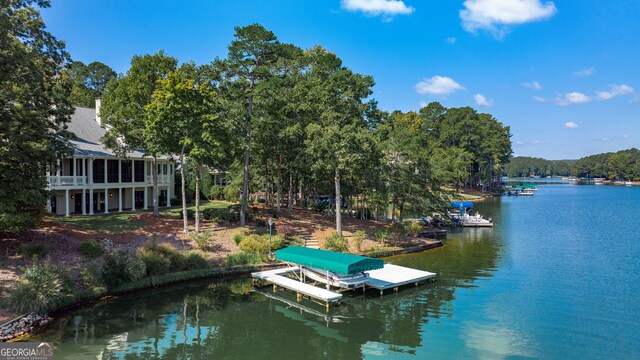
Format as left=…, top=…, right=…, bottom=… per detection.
left=31, top=184, right=640, bottom=359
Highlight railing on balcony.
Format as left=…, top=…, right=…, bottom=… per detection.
left=47, top=176, right=88, bottom=187
left=146, top=175, right=171, bottom=184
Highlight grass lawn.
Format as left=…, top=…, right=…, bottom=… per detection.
left=161, top=200, right=233, bottom=217
left=51, top=212, right=146, bottom=233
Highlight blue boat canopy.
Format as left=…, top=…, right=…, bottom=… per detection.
left=275, top=246, right=383, bottom=275
left=451, top=201, right=473, bottom=209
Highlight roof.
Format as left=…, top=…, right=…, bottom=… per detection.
left=451, top=201, right=473, bottom=209
left=275, top=246, right=383, bottom=275
left=66, top=106, right=169, bottom=159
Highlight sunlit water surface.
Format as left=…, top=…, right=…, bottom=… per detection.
left=30, top=184, right=640, bottom=359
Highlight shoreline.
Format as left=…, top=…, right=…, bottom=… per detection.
left=1, top=239, right=443, bottom=342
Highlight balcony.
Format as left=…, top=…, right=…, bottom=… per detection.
left=47, top=176, right=88, bottom=188
left=147, top=175, right=171, bottom=184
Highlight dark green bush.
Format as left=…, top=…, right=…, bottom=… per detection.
left=180, top=209, right=195, bottom=220
left=140, top=241, right=185, bottom=274
left=388, top=222, right=407, bottom=242
left=225, top=251, right=261, bottom=266
left=139, top=249, right=172, bottom=276
left=5, top=260, right=74, bottom=314
left=184, top=253, right=209, bottom=270
left=20, top=243, right=49, bottom=258
left=257, top=198, right=266, bottom=204
left=80, top=265, right=104, bottom=291
left=101, top=251, right=146, bottom=289
left=255, top=219, right=266, bottom=228
left=324, top=233, right=349, bottom=253
left=78, top=239, right=105, bottom=258
left=353, top=230, right=366, bottom=251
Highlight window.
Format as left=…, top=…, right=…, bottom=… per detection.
left=107, top=160, right=119, bottom=183
left=121, top=160, right=132, bottom=182
left=134, top=161, right=145, bottom=182
left=93, top=159, right=104, bottom=183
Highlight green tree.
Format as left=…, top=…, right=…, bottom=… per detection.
left=0, top=0, right=73, bottom=232
left=303, top=47, right=376, bottom=235
left=100, top=50, right=177, bottom=216
left=67, top=60, right=116, bottom=107
left=223, top=23, right=283, bottom=226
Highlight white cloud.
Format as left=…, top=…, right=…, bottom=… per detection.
left=574, top=67, right=594, bottom=77
left=533, top=95, right=547, bottom=103
left=515, top=140, right=525, bottom=145
left=415, top=76, right=466, bottom=96
left=341, top=0, right=414, bottom=17
left=460, top=0, right=557, bottom=38
left=522, top=81, right=542, bottom=90
left=555, top=92, right=591, bottom=106
left=564, top=121, right=579, bottom=129
left=473, top=93, right=493, bottom=106
left=596, top=84, right=634, bottom=100
left=419, top=101, right=428, bottom=108
left=531, top=139, right=543, bottom=144
left=446, top=37, right=457, bottom=44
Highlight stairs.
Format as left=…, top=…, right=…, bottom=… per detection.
left=292, top=227, right=319, bottom=249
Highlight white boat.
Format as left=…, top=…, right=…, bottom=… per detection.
left=460, top=212, right=494, bottom=227
left=302, top=267, right=369, bottom=290
left=625, top=181, right=633, bottom=186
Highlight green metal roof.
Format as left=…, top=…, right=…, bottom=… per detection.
left=275, top=246, right=383, bottom=275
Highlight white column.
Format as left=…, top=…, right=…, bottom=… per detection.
left=82, top=189, right=86, bottom=215
left=65, top=189, right=70, bottom=217
left=166, top=187, right=170, bottom=207
left=72, top=157, right=77, bottom=185
left=118, top=188, right=123, bottom=212
left=104, top=189, right=109, bottom=214
left=82, top=158, right=86, bottom=185
left=89, top=159, right=94, bottom=215
left=143, top=186, right=148, bottom=210
left=56, top=159, right=60, bottom=176
left=47, top=197, right=52, bottom=214
left=132, top=187, right=136, bottom=211
left=132, top=161, right=135, bottom=183
left=118, top=159, right=122, bottom=183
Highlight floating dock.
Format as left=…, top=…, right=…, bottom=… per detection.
left=365, top=264, right=436, bottom=295
left=252, top=263, right=436, bottom=310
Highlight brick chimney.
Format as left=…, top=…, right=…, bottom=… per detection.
left=95, top=98, right=102, bottom=125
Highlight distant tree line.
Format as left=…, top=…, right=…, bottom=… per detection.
left=572, top=148, right=640, bottom=180
left=503, top=157, right=574, bottom=177
left=504, top=148, right=640, bottom=180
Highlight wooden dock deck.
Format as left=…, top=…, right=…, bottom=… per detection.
left=364, top=264, right=436, bottom=294
left=251, top=263, right=436, bottom=307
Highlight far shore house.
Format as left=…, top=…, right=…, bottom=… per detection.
left=47, top=100, right=175, bottom=216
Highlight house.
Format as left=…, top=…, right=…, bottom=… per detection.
left=47, top=100, right=175, bottom=216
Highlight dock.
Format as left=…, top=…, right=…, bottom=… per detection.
left=252, top=266, right=343, bottom=310
left=365, top=264, right=436, bottom=295
left=252, top=263, right=436, bottom=309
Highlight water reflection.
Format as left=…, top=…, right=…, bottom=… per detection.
left=32, top=206, right=504, bottom=359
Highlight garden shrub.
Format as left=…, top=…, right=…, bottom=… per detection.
left=375, top=230, right=387, bottom=244
left=388, top=222, right=407, bottom=242
left=238, top=234, right=284, bottom=257
left=257, top=198, right=266, bottom=204
left=232, top=232, right=245, bottom=245
left=225, top=251, right=261, bottom=266
left=5, top=259, right=73, bottom=314
left=202, top=207, right=238, bottom=223
left=223, top=185, right=240, bottom=202
left=80, top=265, right=104, bottom=291
left=101, top=251, right=146, bottom=289
left=138, top=248, right=172, bottom=276
left=20, top=243, right=48, bottom=258
left=255, top=219, right=266, bottom=228
left=78, top=239, right=105, bottom=258
left=140, top=241, right=185, bottom=273
left=405, top=221, right=423, bottom=235
left=353, top=230, right=366, bottom=251
left=275, top=224, right=295, bottom=238
left=287, top=235, right=306, bottom=247
left=180, top=209, right=195, bottom=220
left=323, top=233, right=349, bottom=253
left=208, top=184, right=223, bottom=200
left=184, top=252, right=209, bottom=270
left=190, top=231, right=215, bottom=251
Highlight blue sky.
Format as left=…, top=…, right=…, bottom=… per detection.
left=41, top=0, right=639, bottom=159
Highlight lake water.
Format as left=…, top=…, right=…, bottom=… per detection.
left=29, top=184, right=640, bottom=359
